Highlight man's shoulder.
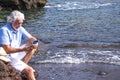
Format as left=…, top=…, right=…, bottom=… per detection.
left=0, top=24, right=10, bottom=30
left=0, top=24, right=12, bottom=35
left=19, top=27, right=26, bottom=32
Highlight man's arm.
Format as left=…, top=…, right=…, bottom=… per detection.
left=27, top=36, right=38, bottom=44
left=2, top=44, right=32, bottom=54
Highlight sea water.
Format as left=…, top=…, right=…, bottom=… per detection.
left=23, top=0, right=120, bottom=65
left=0, top=0, right=120, bottom=80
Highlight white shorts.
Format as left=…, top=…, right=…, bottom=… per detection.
left=8, top=45, right=28, bottom=72
left=9, top=51, right=28, bottom=72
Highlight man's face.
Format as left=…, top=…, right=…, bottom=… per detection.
left=12, top=19, right=23, bottom=31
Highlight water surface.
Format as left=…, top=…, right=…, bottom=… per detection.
left=0, top=0, right=120, bottom=79
left=24, top=0, right=120, bottom=65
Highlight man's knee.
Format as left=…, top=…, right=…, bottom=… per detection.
left=23, top=66, right=35, bottom=73
left=21, top=66, right=36, bottom=80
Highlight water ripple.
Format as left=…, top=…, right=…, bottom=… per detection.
left=45, top=2, right=113, bottom=10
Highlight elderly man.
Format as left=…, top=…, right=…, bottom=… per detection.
left=0, top=10, right=38, bottom=80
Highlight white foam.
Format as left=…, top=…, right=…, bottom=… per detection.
left=45, top=2, right=113, bottom=10
left=36, top=49, right=120, bottom=65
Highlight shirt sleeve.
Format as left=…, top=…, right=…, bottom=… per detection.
left=21, top=27, right=32, bottom=40
left=0, top=29, right=10, bottom=45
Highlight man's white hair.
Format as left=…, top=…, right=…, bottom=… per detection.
left=7, top=10, right=25, bottom=23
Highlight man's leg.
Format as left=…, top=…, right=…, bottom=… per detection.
left=23, top=49, right=37, bottom=64
left=22, top=66, right=36, bottom=80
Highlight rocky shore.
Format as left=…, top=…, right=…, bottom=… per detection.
left=0, top=0, right=47, bottom=10
left=0, top=60, right=22, bottom=80
left=0, top=60, right=38, bottom=80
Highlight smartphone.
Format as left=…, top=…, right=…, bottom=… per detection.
left=33, top=40, right=38, bottom=44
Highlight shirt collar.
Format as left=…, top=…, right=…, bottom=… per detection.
left=6, top=23, right=19, bottom=33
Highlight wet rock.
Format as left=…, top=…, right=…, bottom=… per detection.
left=97, top=71, right=107, bottom=76
left=57, top=43, right=80, bottom=48
left=0, top=0, right=47, bottom=10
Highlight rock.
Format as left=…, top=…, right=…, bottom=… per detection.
left=0, top=6, right=2, bottom=11
left=0, top=60, right=22, bottom=80
left=0, top=60, right=38, bottom=80
left=0, top=0, right=47, bottom=10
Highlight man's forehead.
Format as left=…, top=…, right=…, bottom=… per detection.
left=15, top=19, right=23, bottom=23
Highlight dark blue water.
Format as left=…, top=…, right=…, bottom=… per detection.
left=23, top=0, right=120, bottom=65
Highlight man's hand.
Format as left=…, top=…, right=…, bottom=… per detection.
left=23, top=44, right=33, bottom=51
left=23, top=43, right=38, bottom=52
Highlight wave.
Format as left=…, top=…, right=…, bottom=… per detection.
left=35, top=49, right=120, bottom=65
left=45, top=2, right=113, bottom=10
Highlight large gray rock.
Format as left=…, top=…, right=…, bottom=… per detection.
left=0, top=0, right=47, bottom=10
